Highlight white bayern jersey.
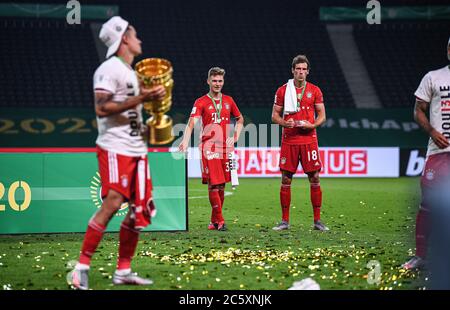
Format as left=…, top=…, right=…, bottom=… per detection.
left=415, top=65, right=450, bottom=157
left=93, top=56, right=147, bottom=156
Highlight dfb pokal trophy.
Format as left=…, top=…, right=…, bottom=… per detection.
left=135, top=58, right=174, bottom=145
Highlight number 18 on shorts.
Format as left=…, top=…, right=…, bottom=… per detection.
left=279, top=142, right=322, bottom=174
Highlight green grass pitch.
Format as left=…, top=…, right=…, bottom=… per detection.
left=0, top=178, right=425, bottom=290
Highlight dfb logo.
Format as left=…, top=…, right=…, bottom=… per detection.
left=66, top=0, right=81, bottom=25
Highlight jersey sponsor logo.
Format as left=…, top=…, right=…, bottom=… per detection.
left=211, top=112, right=221, bottom=124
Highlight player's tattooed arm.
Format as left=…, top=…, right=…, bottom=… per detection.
left=94, top=91, right=142, bottom=117
left=94, top=85, right=166, bottom=117
left=414, top=99, right=449, bottom=149
left=94, top=91, right=114, bottom=117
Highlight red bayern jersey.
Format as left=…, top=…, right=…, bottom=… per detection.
left=190, top=93, right=241, bottom=148
left=274, top=82, right=324, bottom=145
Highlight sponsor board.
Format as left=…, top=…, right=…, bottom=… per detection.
left=0, top=150, right=187, bottom=234
left=400, top=148, right=427, bottom=177
left=182, top=147, right=399, bottom=178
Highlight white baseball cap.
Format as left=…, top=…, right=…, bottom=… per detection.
left=99, top=16, right=129, bottom=58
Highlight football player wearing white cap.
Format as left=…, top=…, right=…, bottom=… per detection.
left=69, top=16, right=166, bottom=290
left=402, top=38, right=450, bottom=271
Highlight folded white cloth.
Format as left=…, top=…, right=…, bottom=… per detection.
left=284, top=79, right=298, bottom=115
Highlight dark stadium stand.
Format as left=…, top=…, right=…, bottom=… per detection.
left=0, top=18, right=99, bottom=107
left=0, top=1, right=354, bottom=108
left=1, top=0, right=449, bottom=109
left=354, top=21, right=450, bottom=107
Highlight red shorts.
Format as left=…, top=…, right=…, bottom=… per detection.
left=200, top=147, right=231, bottom=186
left=279, top=142, right=322, bottom=174
left=96, top=146, right=153, bottom=201
left=421, top=152, right=450, bottom=189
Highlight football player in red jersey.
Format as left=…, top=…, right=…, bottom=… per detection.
left=271, top=55, right=329, bottom=232
left=179, top=67, right=243, bottom=231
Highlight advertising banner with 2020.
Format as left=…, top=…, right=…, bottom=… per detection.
left=0, top=150, right=187, bottom=234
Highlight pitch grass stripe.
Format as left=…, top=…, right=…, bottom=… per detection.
left=1, top=186, right=186, bottom=201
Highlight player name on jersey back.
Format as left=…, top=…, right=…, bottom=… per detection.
left=93, top=56, right=147, bottom=156
left=415, top=66, right=450, bottom=157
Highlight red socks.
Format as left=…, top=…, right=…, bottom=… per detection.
left=279, top=182, right=322, bottom=223
left=219, top=187, right=225, bottom=206
left=209, top=187, right=224, bottom=224
left=280, top=184, right=291, bottom=222
left=117, top=222, right=140, bottom=270
left=310, top=183, right=322, bottom=222
left=79, top=217, right=141, bottom=270
left=79, top=219, right=106, bottom=265
left=415, top=205, right=430, bottom=258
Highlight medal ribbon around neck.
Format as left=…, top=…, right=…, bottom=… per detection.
left=296, top=82, right=307, bottom=112
left=208, top=93, right=222, bottom=121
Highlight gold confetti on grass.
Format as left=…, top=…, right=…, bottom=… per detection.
left=136, top=247, right=421, bottom=289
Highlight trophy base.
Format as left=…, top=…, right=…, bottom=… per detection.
left=147, top=115, right=174, bottom=145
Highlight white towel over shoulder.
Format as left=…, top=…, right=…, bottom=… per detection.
left=284, top=79, right=298, bottom=115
